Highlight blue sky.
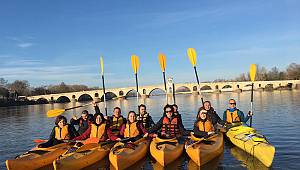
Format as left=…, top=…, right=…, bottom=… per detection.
left=0, top=0, right=299, bottom=88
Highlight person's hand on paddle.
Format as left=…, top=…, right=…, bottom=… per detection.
left=116, top=138, right=121, bottom=141
left=248, top=111, right=253, bottom=116
left=72, top=115, right=77, bottom=120
left=104, top=116, right=108, bottom=120
left=143, top=133, right=149, bottom=138
left=208, top=131, right=215, bottom=136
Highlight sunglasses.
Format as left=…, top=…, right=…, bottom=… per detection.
left=229, top=103, right=236, bottom=105
left=165, top=110, right=172, bottom=113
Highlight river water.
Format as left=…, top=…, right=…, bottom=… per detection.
left=1, top=90, right=300, bottom=170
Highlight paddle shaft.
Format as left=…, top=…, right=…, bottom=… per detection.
left=193, top=66, right=204, bottom=105
left=172, top=83, right=176, bottom=104
left=65, top=103, right=92, bottom=111
left=250, top=83, right=254, bottom=127
left=102, top=75, right=108, bottom=116
left=162, top=71, right=168, bottom=104
left=135, top=73, right=139, bottom=109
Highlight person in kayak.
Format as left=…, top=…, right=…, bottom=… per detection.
left=38, top=115, right=77, bottom=148
left=198, top=101, right=225, bottom=126
left=223, top=99, right=253, bottom=124
left=137, top=104, right=155, bottom=129
left=119, top=111, right=149, bottom=141
left=106, top=107, right=127, bottom=135
left=193, top=109, right=215, bottom=138
left=150, top=104, right=188, bottom=138
left=73, top=112, right=120, bottom=143
left=173, top=104, right=186, bottom=131
left=70, top=101, right=97, bottom=135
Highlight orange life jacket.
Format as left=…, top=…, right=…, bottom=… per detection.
left=226, top=109, right=241, bottom=123
left=161, top=117, right=180, bottom=137
left=124, top=122, right=140, bottom=138
left=55, top=125, right=70, bottom=140
left=90, top=123, right=106, bottom=138
left=197, top=120, right=214, bottom=132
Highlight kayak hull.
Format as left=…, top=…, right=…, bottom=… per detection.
left=226, top=125, right=275, bottom=167
left=150, top=137, right=184, bottom=166
left=53, top=142, right=113, bottom=170
left=6, top=143, right=71, bottom=170
left=185, top=133, right=224, bottom=166
left=109, top=138, right=149, bottom=170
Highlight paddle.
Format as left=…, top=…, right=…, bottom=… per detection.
left=33, top=139, right=48, bottom=143
left=172, top=82, right=176, bottom=104
left=158, top=53, right=168, bottom=104
left=100, top=57, right=108, bottom=116
left=249, top=64, right=257, bottom=127
left=131, top=55, right=140, bottom=111
left=187, top=48, right=204, bottom=105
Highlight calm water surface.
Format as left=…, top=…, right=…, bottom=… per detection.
left=1, top=90, right=300, bottom=169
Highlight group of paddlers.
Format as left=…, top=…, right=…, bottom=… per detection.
left=38, top=99, right=253, bottom=148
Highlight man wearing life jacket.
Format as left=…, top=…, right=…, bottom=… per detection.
left=70, top=101, right=97, bottom=135
left=194, top=109, right=215, bottom=138
left=198, top=101, right=225, bottom=126
left=119, top=111, right=148, bottom=141
left=223, top=99, right=253, bottom=124
left=150, top=104, right=188, bottom=138
left=38, top=115, right=77, bottom=148
left=137, top=104, right=154, bottom=129
left=107, top=107, right=127, bottom=136
left=73, top=112, right=119, bottom=143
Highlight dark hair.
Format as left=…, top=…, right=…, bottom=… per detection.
left=229, top=99, right=236, bottom=103
left=127, top=111, right=137, bottom=122
left=196, top=107, right=212, bottom=121
left=82, top=110, right=89, bottom=115
left=163, top=104, right=174, bottom=113
left=138, top=104, right=146, bottom=110
left=113, top=107, right=121, bottom=112
left=55, top=115, right=67, bottom=125
left=203, top=101, right=211, bottom=105
left=172, top=104, right=178, bottom=109
left=93, top=112, right=105, bottom=124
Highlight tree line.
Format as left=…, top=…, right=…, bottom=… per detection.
left=0, top=63, right=299, bottom=97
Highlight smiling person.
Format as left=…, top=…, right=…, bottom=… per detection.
left=149, top=104, right=188, bottom=139
left=137, top=104, right=155, bottom=129
left=119, top=111, right=148, bottom=141
left=223, top=99, right=253, bottom=124
left=107, top=107, right=127, bottom=136
left=38, top=115, right=77, bottom=148
left=193, top=109, right=215, bottom=138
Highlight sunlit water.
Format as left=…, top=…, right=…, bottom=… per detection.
left=1, top=90, right=300, bottom=169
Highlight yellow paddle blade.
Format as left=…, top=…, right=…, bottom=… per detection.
left=47, top=109, right=65, bottom=118
left=100, top=56, right=104, bottom=75
left=187, top=48, right=197, bottom=67
left=250, top=64, right=257, bottom=82
left=158, top=52, right=166, bottom=72
left=131, top=55, right=140, bottom=74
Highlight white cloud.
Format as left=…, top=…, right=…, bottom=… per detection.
left=17, top=43, right=33, bottom=48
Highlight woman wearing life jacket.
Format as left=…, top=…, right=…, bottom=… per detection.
left=194, top=109, right=215, bottom=138
left=119, top=111, right=149, bottom=141
left=198, top=101, right=225, bottom=126
left=150, top=104, right=188, bottom=139
left=223, top=99, right=253, bottom=124
left=38, top=115, right=77, bottom=148
left=137, top=104, right=155, bottom=129
left=107, top=107, right=127, bottom=136
left=70, top=101, right=98, bottom=135
left=73, top=112, right=119, bottom=143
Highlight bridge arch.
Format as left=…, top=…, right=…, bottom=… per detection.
left=125, top=89, right=141, bottom=98
left=37, top=98, right=49, bottom=104
left=175, top=86, right=191, bottom=92
left=78, top=94, right=93, bottom=102
left=149, top=88, right=166, bottom=96
left=57, top=96, right=71, bottom=103
left=101, top=92, right=117, bottom=101
left=200, top=85, right=212, bottom=90
left=222, top=85, right=232, bottom=89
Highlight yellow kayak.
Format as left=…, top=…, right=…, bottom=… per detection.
left=226, top=125, right=275, bottom=167
left=150, top=137, right=184, bottom=166
left=6, top=143, right=72, bottom=170
left=109, top=138, right=149, bottom=170
left=185, top=133, right=224, bottom=166
left=53, top=142, right=114, bottom=170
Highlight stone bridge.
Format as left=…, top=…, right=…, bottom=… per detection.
left=27, top=80, right=300, bottom=103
